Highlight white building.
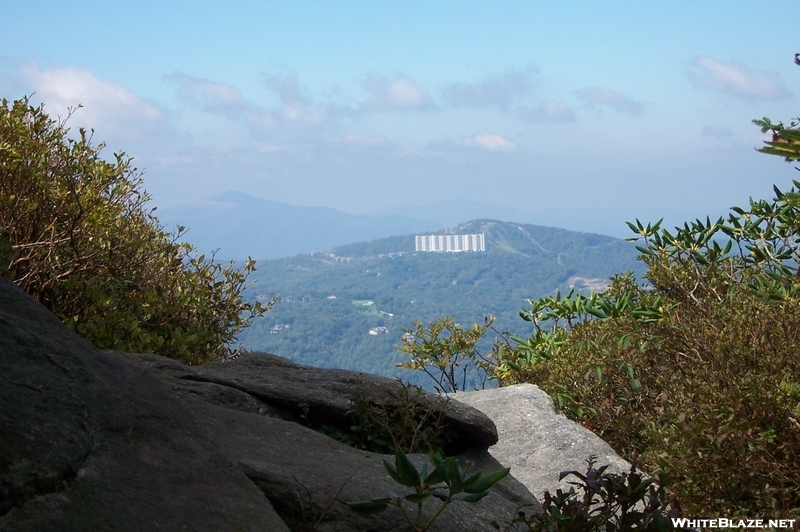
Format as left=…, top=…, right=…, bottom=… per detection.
left=414, top=233, right=485, bottom=252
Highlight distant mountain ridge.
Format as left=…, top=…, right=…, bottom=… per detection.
left=157, top=191, right=441, bottom=260
left=156, top=191, right=555, bottom=260
left=330, top=218, right=627, bottom=262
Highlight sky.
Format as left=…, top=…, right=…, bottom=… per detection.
left=2, top=1, right=799, bottom=237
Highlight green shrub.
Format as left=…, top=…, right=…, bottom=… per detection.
left=398, top=316, right=498, bottom=393
left=492, top=457, right=687, bottom=532
left=0, top=96, right=273, bottom=363
left=347, top=381, right=454, bottom=455
left=349, top=447, right=509, bottom=532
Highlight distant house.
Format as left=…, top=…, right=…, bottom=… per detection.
left=368, top=326, right=389, bottom=336
left=415, top=234, right=485, bottom=252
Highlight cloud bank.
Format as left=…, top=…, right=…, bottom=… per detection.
left=578, top=87, right=644, bottom=114
left=445, top=66, right=537, bottom=109
left=517, top=100, right=575, bottom=122
left=361, top=74, right=434, bottom=111
left=464, top=134, right=517, bottom=152
left=688, top=57, right=790, bottom=100
left=20, top=62, right=165, bottom=141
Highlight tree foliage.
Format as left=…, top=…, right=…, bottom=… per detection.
left=397, top=316, right=497, bottom=393
left=0, top=96, right=273, bottom=364
left=753, top=116, right=800, bottom=163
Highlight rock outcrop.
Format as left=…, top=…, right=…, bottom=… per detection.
left=452, top=384, right=632, bottom=501
left=0, top=277, right=539, bottom=531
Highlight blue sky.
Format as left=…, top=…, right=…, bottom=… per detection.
left=2, top=1, right=799, bottom=236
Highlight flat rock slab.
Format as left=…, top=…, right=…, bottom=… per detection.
left=120, top=353, right=541, bottom=531
left=452, top=383, right=632, bottom=500
left=193, top=400, right=538, bottom=531
left=126, top=350, right=499, bottom=454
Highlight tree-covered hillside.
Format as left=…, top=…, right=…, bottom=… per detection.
left=237, top=219, right=644, bottom=386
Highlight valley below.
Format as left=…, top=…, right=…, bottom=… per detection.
left=237, top=219, right=645, bottom=388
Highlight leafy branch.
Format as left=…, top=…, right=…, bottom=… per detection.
left=349, top=447, right=509, bottom=532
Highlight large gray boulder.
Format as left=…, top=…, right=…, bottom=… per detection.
left=125, top=350, right=499, bottom=455
left=120, top=352, right=538, bottom=531
left=452, top=384, right=632, bottom=501
left=0, top=277, right=290, bottom=532
left=0, top=277, right=539, bottom=531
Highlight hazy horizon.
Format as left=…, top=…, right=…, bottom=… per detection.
left=161, top=188, right=733, bottom=240
left=2, top=2, right=798, bottom=238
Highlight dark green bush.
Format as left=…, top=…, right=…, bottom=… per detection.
left=492, top=457, right=687, bottom=532
left=0, top=96, right=272, bottom=363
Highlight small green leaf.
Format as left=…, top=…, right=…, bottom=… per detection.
left=425, top=462, right=447, bottom=486
left=454, top=490, right=491, bottom=502
left=463, top=467, right=510, bottom=493
left=444, top=457, right=463, bottom=493
left=585, top=305, right=608, bottom=319
left=382, top=459, right=405, bottom=486
left=461, top=470, right=483, bottom=491
left=392, top=448, right=421, bottom=487
left=348, top=498, right=391, bottom=514
left=617, top=334, right=631, bottom=349
left=404, top=491, right=433, bottom=503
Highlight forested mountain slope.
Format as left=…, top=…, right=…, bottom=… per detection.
left=238, top=220, right=644, bottom=386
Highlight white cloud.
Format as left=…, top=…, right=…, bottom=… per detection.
left=362, top=74, right=434, bottom=111
left=464, top=134, right=517, bottom=152
left=20, top=62, right=165, bottom=141
left=445, top=66, right=537, bottom=109
left=517, top=100, right=575, bottom=122
left=167, top=72, right=254, bottom=115
left=167, top=72, right=279, bottom=134
left=579, top=87, right=644, bottom=114
left=688, top=57, right=790, bottom=100
left=168, top=72, right=330, bottom=133
left=263, top=74, right=329, bottom=125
